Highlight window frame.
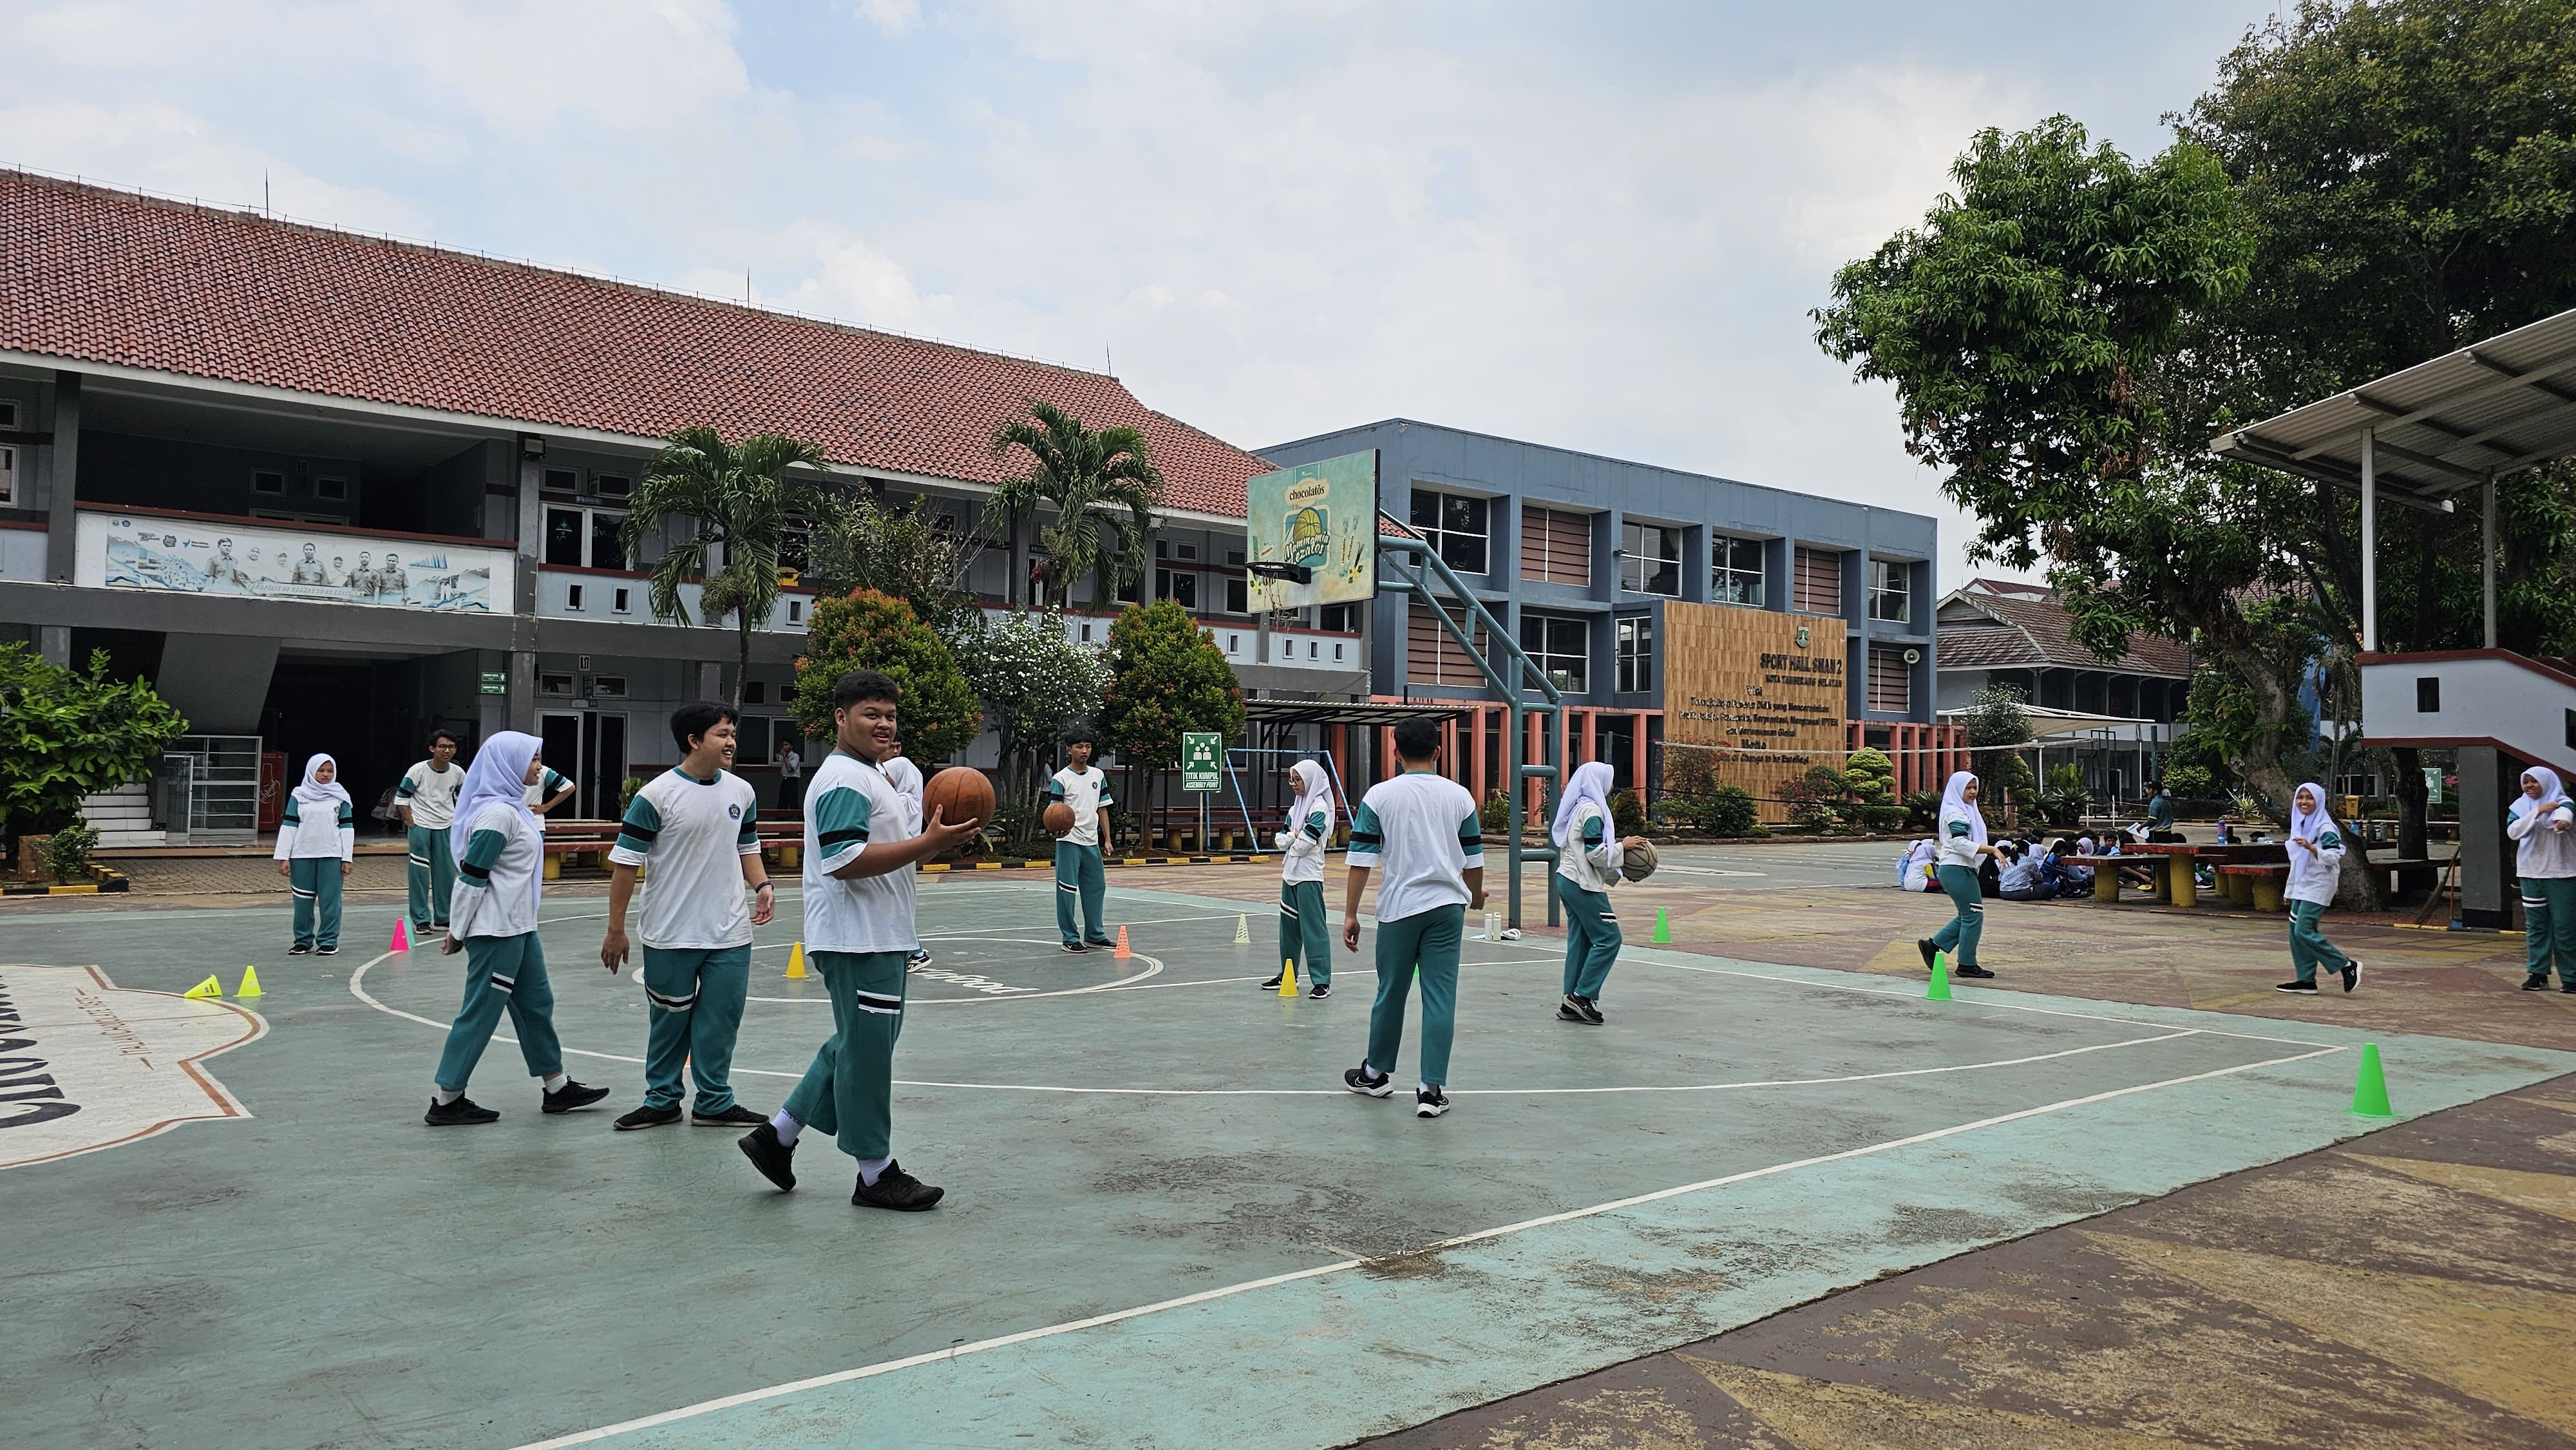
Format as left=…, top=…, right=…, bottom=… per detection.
left=1619, top=520, right=1682, bottom=597
left=1409, top=488, right=1492, bottom=575
left=1615, top=616, right=1654, bottom=694
left=1868, top=558, right=1911, bottom=623
left=1710, top=534, right=1765, bottom=607
left=1519, top=612, right=1589, bottom=693
left=544, top=504, right=630, bottom=571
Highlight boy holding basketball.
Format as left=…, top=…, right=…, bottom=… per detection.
left=736, top=670, right=980, bottom=1211
left=1047, top=725, right=1116, bottom=953
left=1341, top=715, right=1484, bottom=1119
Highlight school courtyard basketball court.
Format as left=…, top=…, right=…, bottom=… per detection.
left=6, top=852, right=2571, bottom=1449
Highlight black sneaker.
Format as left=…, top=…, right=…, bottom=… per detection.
left=1557, top=995, right=1587, bottom=1022
left=1084, top=938, right=1115, bottom=950
left=1574, top=995, right=1605, bottom=1025
left=1061, top=941, right=1089, bottom=954
left=1416, top=1087, right=1450, bottom=1118
left=316, top=945, right=339, bottom=957
left=542, top=1080, right=611, bottom=1114
left=2342, top=960, right=2362, bottom=993
left=1307, top=983, right=1331, bottom=999
left=692, top=1104, right=767, bottom=1128
left=737, top=1121, right=797, bottom=1191
left=287, top=943, right=313, bottom=956
left=424, top=1095, right=498, bottom=1126
left=1344, top=1066, right=1394, bottom=1098
left=1262, top=972, right=1286, bottom=990
left=853, top=1160, right=943, bottom=1211
left=2561, top=981, right=2576, bottom=995
left=614, top=1104, right=682, bottom=1131
left=1953, top=964, right=1995, bottom=979
left=2524, top=974, right=2552, bottom=991
left=1917, top=938, right=1938, bottom=971
left=2275, top=979, right=2319, bottom=994
left=907, top=950, right=932, bottom=968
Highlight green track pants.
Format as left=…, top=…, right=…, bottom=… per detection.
left=640, top=945, right=752, bottom=1113
left=434, top=932, right=564, bottom=1091
left=1278, top=879, right=1331, bottom=985
left=782, top=950, right=909, bottom=1160
left=289, top=858, right=343, bottom=950
left=1055, top=843, right=1110, bottom=946
left=1929, top=863, right=1982, bottom=967
left=2289, top=899, right=2351, bottom=984
left=1555, top=875, right=1622, bottom=1000
left=407, top=825, right=455, bottom=929
left=1364, top=905, right=1465, bottom=1089
left=2522, top=876, right=2576, bottom=984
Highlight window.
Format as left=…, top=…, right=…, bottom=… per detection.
left=1712, top=536, right=1764, bottom=606
left=594, top=473, right=632, bottom=501
left=1520, top=614, right=1588, bottom=692
left=1615, top=617, right=1653, bottom=693
left=1408, top=489, right=1490, bottom=574
left=252, top=470, right=286, bottom=495
left=1405, top=603, right=1490, bottom=686
left=1519, top=506, right=1591, bottom=585
left=1224, top=576, right=1249, bottom=614
left=544, top=506, right=627, bottom=569
left=1868, top=645, right=1911, bottom=713
left=1175, top=542, right=1198, bottom=561
left=735, top=716, right=772, bottom=760
left=1114, top=570, right=1141, bottom=604
left=539, top=672, right=577, bottom=697
left=786, top=598, right=802, bottom=624
left=315, top=476, right=348, bottom=502
left=1226, top=548, right=1245, bottom=565
left=542, top=467, right=580, bottom=495
left=0, top=444, right=12, bottom=507
left=1794, top=547, right=1842, bottom=614
left=612, top=587, right=632, bottom=614
left=1157, top=567, right=1198, bottom=609
left=1868, top=559, right=1910, bottom=623
left=1320, top=603, right=1359, bottom=632
left=744, top=681, right=767, bottom=705
left=566, top=583, right=586, bottom=611
left=1620, top=522, right=1681, bottom=596
left=592, top=675, right=627, bottom=699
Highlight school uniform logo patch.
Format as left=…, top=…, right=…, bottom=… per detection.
left=727, top=804, right=743, bottom=819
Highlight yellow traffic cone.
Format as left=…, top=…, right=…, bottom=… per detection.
left=183, top=974, right=223, bottom=999
left=1234, top=914, right=1251, bottom=945
left=236, top=965, right=263, bottom=999
left=785, top=941, right=808, bottom=979
left=1115, top=926, right=1132, bottom=960
left=1279, top=959, right=1296, bottom=998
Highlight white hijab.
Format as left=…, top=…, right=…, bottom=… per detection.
left=2287, top=780, right=2337, bottom=843
left=1551, top=760, right=1616, bottom=849
left=1285, top=759, right=1334, bottom=834
left=449, top=731, right=543, bottom=910
left=292, top=753, right=351, bottom=810
left=1938, top=769, right=1987, bottom=846
left=2514, top=766, right=2569, bottom=822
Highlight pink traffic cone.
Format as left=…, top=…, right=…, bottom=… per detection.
left=391, top=919, right=411, bottom=953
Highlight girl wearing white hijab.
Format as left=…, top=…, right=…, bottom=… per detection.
left=426, top=730, right=611, bottom=1125
left=1917, top=771, right=2003, bottom=979
left=1550, top=760, right=1642, bottom=1022
left=273, top=753, right=356, bottom=954
left=2509, top=766, right=2576, bottom=992
left=2278, top=782, right=2360, bottom=994
left=1264, top=759, right=1339, bottom=997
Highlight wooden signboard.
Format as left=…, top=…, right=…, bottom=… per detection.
left=1662, top=601, right=1849, bottom=822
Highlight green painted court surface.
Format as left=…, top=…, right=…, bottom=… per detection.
left=8, top=873, right=2571, bottom=1449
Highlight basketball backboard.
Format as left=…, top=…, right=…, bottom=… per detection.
left=1244, top=449, right=1378, bottom=611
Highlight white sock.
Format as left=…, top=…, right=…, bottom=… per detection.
left=1419, top=1081, right=1434, bottom=1095
left=433, top=1087, right=461, bottom=1106
left=542, top=1071, right=569, bottom=1092
left=770, top=1109, right=801, bottom=1145
left=857, top=1156, right=891, bottom=1186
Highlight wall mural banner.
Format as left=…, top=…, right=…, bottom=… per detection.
left=75, top=512, right=509, bottom=613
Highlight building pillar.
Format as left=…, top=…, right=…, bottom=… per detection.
left=44, top=372, right=80, bottom=583
left=1629, top=715, right=1647, bottom=797
left=506, top=649, right=537, bottom=735
left=1580, top=708, right=1596, bottom=765
left=1469, top=705, right=1488, bottom=802
left=38, top=625, right=71, bottom=666
left=2456, top=745, right=2517, bottom=930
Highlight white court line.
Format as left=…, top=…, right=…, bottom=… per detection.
left=509, top=1040, right=2345, bottom=1450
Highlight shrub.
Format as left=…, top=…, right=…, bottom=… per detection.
left=1844, top=747, right=1897, bottom=804
left=618, top=776, right=647, bottom=815
left=1479, top=791, right=1512, bottom=833
left=1781, top=764, right=1850, bottom=833
left=1611, top=787, right=1646, bottom=838
left=2162, top=764, right=2216, bottom=800
left=793, top=588, right=981, bottom=767
left=0, top=645, right=189, bottom=854
left=1902, top=789, right=1940, bottom=831
left=45, top=821, right=100, bottom=882
left=1693, top=784, right=1761, bottom=837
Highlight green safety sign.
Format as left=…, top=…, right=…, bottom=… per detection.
left=1180, top=731, right=1223, bottom=793
left=478, top=672, right=507, bottom=695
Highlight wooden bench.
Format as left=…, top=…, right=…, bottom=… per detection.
left=2218, top=863, right=2291, bottom=913
left=540, top=821, right=802, bottom=878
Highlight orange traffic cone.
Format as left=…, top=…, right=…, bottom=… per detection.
left=1114, top=925, right=1132, bottom=960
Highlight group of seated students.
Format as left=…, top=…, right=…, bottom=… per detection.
left=1898, top=825, right=2157, bottom=901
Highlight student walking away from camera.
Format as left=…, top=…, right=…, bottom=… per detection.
left=881, top=746, right=933, bottom=970
left=601, top=702, right=775, bottom=1131
left=2510, top=766, right=2576, bottom=993
left=398, top=730, right=467, bottom=936
left=424, top=731, right=611, bottom=1125
left=1340, top=716, right=1484, bottom=1118
left=1047, top=726, right=1116, bottom=952
left=274, top=754, right=355, bottom=956
left=527, top=762, right=576, bottom=816
left=2277, top=782, right=2362, bottom=995
left=1264, top=759, right=1337, bottom=997
left=737, top=672, right=981, bottom=1210
left=1918, top=771, right=2002, bottom=979
left=777, top=737, right=806, bottom=814
left=1552, top=760, right=1646, bottom=1024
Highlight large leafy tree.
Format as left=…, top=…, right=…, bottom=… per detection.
left=0, top=645, right=189, bottom=850
left=624, top=427, right=835, bottom=707
left=986, top=400, right=1163, bottom=612
left=791, top=589, right=982, bottom=769
left=803, top=491, right=984, bottom=637
left=1097, top=600, right=1245, bottom=848
left=962, top=609, right=1112, bottom=820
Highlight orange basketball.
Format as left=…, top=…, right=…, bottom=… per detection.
left=923, top=767, right=994, bottom=829
left=1043, top=801, right=1077, bottom=836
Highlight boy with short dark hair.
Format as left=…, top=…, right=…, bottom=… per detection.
left=397, top=729, right=466, bottom=936
left=1047, top=724, right=1116, bottom=952
left=737, top=671, right=981, bottom=1210
left=1340, top=715, right=1484, bottom=1119
left=601, top=701, right=774, bottom=1131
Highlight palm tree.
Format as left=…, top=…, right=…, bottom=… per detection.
left=623, top=427, right=833, bottom=706
left=986, top=400, right=1164, bottom=612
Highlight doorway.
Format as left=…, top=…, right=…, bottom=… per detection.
left=536, top=710, right=629, bottom=820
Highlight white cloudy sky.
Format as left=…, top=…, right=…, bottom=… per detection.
left=6, top=0, right=2273, bottom=587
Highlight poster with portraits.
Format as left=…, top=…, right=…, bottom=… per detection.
left=76, top=513, right=509, bottom=613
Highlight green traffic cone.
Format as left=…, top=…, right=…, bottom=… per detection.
left=1926, top=952, right=1953, bottom=1001
left=1652, top=907, right=1671, bottom=944
left=2349, top=1042, right=2396, bottom=1118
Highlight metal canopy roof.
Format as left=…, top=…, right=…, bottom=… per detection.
left=2210, top=305, right=2576, bottom=511
left=1242, top=697, right=1468, bottom=728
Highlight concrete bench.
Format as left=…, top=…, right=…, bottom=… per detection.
left=2218, top=863, right=2291, bottom=913
left=2063, top=856, right=2134, bottom=903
